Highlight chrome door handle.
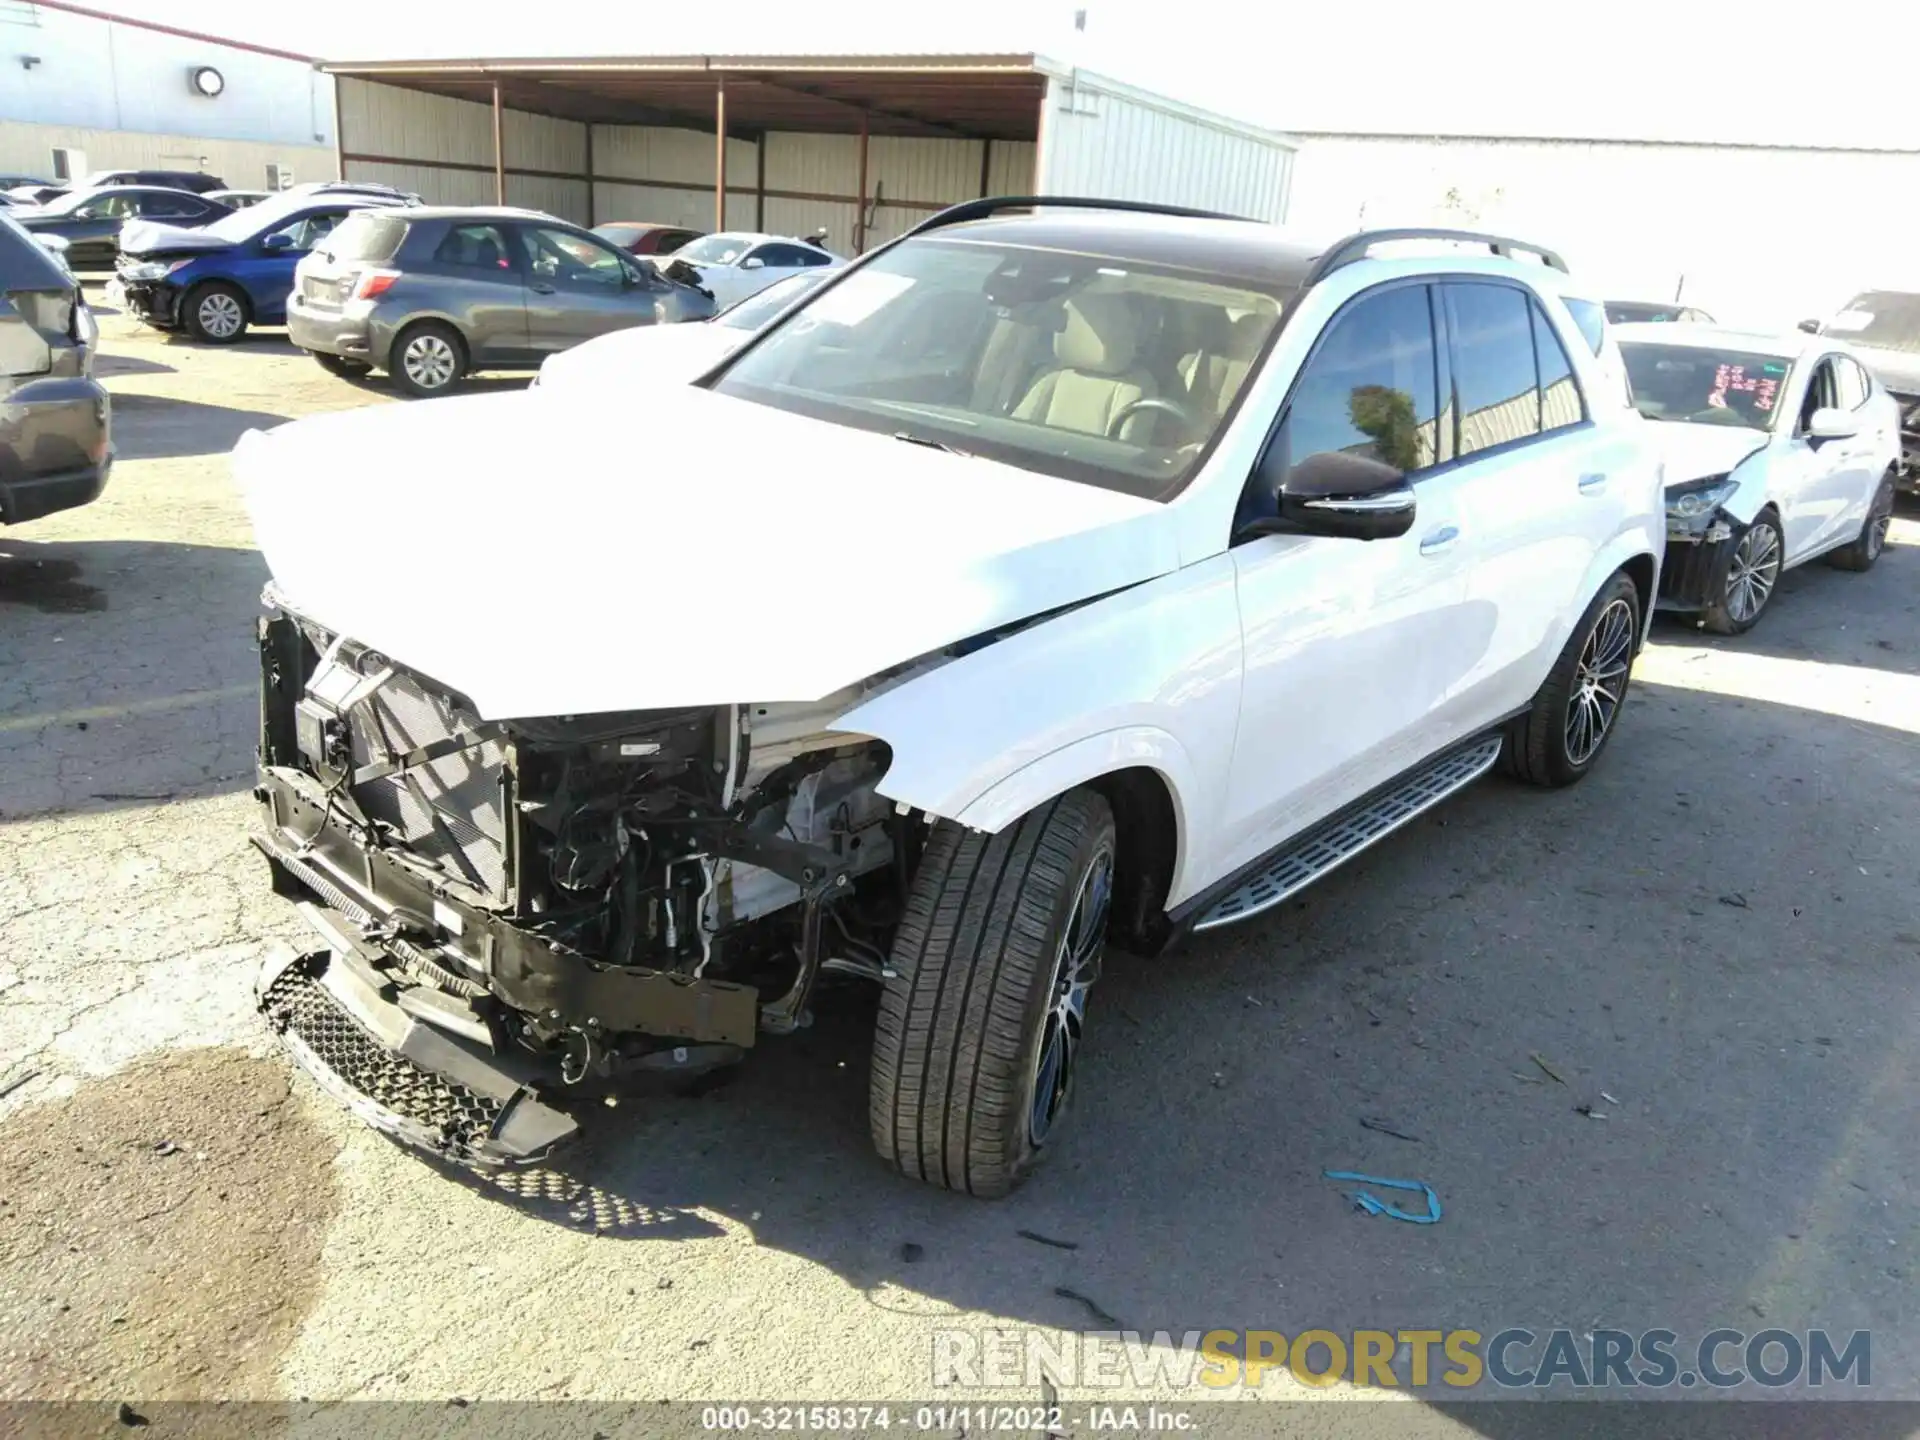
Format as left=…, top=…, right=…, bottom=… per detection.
left=531, top=282, right=556, bottom=295
left=1578, top=472, right=1609, bottom=493
left=1418, top=525, right=1460, bottom=556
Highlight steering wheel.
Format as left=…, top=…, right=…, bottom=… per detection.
left=1106, top=395, right=1197, bottom=441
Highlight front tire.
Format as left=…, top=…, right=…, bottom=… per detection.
left=1504, top=571, right=1641, bottom=788
left=1826, top=471, right=1895, bottom=573
left=870, top=790, right=1116, bottom=1199
left=183, top=282, right=249, bottom=344
left=1702, top=510, right=1782, bottom=635
left=389, top=321, right=466, bottom=398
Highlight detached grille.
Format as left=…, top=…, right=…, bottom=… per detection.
left=261, top=959, right=504, bottom=1156
left=347, top=670, right=509, bottom=899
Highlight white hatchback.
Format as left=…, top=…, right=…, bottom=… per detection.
left=1616, top=323, right=1900, bottom=634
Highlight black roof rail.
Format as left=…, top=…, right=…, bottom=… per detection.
left=902, top=194, right=1256, bottom=242
left=1299, top=227, right=1570, bottom=292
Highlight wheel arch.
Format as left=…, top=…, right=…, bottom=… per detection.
left=1618, top=550, right=1657, bottom=649
left=946, top=728, right=1196, bottom=930
left=375, top=310, right=468, bottom=371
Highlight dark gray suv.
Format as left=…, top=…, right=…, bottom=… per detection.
left=287, top=206, right=718, bottom=397
left=0, top=213, right=111, bottom=526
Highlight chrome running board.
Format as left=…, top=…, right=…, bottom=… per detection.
left=1194, top=733, right=1505, bottom=932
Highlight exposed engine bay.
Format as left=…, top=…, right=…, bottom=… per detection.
left=252, top=587, right=934, bottom=1163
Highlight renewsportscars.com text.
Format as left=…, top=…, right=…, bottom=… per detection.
left=931, top=1326, right=1871, bottom=1392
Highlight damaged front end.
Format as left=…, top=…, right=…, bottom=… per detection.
left=1655, top=473, right=1742, bottom=611
left=251, top=589, right=914, bottom=1167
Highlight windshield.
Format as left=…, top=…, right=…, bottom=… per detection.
left=717, top=272, right=829, bottom=330
left=1620, top=342, right=1791, bottom=431
left=318, top=211, right=408, bottom=264
left=1822, top=291, right=1920, bottom=354
left=675, top=233, right=754, bottom=265
left=709, top=235, right=1290, bottom=499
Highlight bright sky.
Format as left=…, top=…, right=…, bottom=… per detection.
left=79, top=0, right=1914, bottom=152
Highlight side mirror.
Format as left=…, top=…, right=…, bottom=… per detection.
left=741, top=256, right=764, bottom=270
left=1242, top=450, right=1417, bottom=542
left=1806, top=406, right=1859, bottom=443
left=1796, top=318, right=1822, bottom=334
left=261, top=233, right=294, bottom=252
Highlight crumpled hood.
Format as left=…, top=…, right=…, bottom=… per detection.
left=118, top=220, right=232, bottom=257
left=235, top=386, right=1180, bottom=720
left=1849, top=343, right=1920, bottom=398
left=1642, top=421, right=1771, bottom=485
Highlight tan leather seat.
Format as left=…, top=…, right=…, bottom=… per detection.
left=1011, top=293, right=1158, bottom=440
left=1180, top=312, right=1266, bottom=421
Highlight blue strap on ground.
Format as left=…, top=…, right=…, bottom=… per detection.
left=1323, top=1170, right=1443, bottom=1224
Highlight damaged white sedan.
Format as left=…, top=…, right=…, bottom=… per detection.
left=1617, top=323, right=1899, bottom=634
left=239, top=199, right=1666, bottom=1197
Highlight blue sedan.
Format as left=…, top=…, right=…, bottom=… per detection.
left=111, top=187, right=415, bottom=343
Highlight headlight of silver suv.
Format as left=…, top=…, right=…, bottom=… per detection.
left=1665, top=475, right=1736, bottom=520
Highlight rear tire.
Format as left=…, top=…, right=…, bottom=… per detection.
left=1504, top=571, right=1640, bottom=788
left=389, top=321, right=466, bottom=398
left=183, top=281, right=249, bottom=344
left=313, top=351, right=372, bottom=379
left=870, top=789, right=1116, bottom=1199
left=1826, top=471, right=1895, bottom=573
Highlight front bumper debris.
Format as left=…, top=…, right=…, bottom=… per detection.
left=116, top=279, right=179, bottom=327
left=257, top=903, right=580, bottom=1168
left=1657, top=517, right=1735, bottom=611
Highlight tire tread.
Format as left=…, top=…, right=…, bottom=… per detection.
left=870, top=791, right=1111, bottom=1198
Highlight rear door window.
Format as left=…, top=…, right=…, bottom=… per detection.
left=748, top=243, right=811, bottom=270
left=1445, top=281, right=1543, bottom=457
left=431, top=223, right=514, bottom=274
left=138, top=192, right=200, bottom=219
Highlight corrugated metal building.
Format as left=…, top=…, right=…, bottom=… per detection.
left=318, top=53, right=1295, bottom=252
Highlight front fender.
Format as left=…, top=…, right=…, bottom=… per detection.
left=953, top=725, right=1198, bottom=889
left=833, top=555, right=1244, bottom=907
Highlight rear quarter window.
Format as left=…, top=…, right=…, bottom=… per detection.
left=323, top=212, right=408, bottom=264
left=1559, top=296, right=1607, bottom=358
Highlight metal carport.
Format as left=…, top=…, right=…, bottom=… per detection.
left=320, top=53, right=1293, bottom=253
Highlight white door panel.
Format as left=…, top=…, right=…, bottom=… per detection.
left=1453, top=425, right=1623, bottom=721
left=1219, top=477, right=1477, bottom=883
left=1770, top=438, right=1830, bottom=561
